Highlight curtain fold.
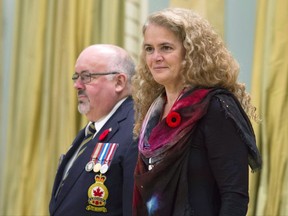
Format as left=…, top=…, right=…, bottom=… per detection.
left=249, top=0, right=288, bottom=215
left=0, top=0, right=128, bottom=215
left=0, top=0, right=3, bottom=138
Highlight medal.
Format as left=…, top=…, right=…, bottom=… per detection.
left=93, top=163, right=102, bottom=173
left=85, top=161, right=95, bottom=172
left=86, top=174, right=109, bottom=212
left=86, top=143, right=119, bottom=174
left=100, top=164, right=109, bottom=174
left=85, top=143, right=119, bottom=213
left=85, top=143, right=104, bottom=173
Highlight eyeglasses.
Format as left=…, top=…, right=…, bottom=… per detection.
left=72, top=71, right=119, bottom=84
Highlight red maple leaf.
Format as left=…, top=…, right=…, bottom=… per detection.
left=93, top=187, right=103, bottom=197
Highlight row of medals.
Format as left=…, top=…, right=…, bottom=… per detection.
left=85, top=160, right=109, bottom=174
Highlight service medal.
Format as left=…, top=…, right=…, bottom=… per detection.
left=86, top=143, right=119, bottom=213
left=85, top=161, right=95, bottom=172
left=100, top=164, right=109, bottom=174
left=93, top=163, right=102, bottom=173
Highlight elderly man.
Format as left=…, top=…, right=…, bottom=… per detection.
left=49, top=44, right=137, bottom=216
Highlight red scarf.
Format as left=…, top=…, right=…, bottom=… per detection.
left=134, top=88, right=212, bottom=216
left=133, top=87, right=262, bottom=215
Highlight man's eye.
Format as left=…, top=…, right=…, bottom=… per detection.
left=72, top=74, right=79, bottom=80
left=81, top=74, right=90, bottom=80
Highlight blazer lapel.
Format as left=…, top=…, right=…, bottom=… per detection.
left=53, top=135, right=95, bottom=210
left=51, top=130, right=85, bottom=197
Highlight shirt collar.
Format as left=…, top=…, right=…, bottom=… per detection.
left=85, top=97, right=127, bottom=137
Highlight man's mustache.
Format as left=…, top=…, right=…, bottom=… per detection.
left=78, top=90, right=87, bottom=97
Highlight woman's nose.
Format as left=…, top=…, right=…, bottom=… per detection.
left=152, top=51, right=164, bottom=62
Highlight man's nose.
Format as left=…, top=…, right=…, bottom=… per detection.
left=73, top=78, right=85, bottom=90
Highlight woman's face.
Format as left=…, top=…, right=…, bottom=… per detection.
left=143, top=23, right=186, bottom=90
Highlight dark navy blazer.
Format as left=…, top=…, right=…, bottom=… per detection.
left=49, top=97, right=137, bottom=216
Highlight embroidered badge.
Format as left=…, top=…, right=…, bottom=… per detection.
left=86, top=174, right=109, bottom=212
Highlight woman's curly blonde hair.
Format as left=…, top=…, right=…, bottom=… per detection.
left=132, top=8, right=258, bottom=136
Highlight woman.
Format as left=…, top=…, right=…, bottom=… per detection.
left=132, top=8, right=262, bottom=216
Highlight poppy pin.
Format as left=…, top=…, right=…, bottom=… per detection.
left=99, top=128, right=112, bottom=141
left=166, top=111, right=181, bottom=128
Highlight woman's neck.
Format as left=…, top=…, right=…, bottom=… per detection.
left=162, top=87, right=187, bottom=119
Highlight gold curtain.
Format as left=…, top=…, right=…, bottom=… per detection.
left=0, top=0, right=126, bottom=215
left=249, top=0, right=288, bottom=215
left=169, top=0, right=224, bottom=37
left=0, top=0, right=3, bottom=117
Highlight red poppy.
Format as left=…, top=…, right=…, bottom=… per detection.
left=99, top=128, right=112, bottom=141
left=166, top=111, right=181, bottom=128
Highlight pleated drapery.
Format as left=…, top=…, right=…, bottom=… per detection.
left=0, top=0, right=131, bottom=215
left=248, top=0, right=288, bottom=215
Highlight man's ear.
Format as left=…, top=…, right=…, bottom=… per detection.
left=115, top=73, right=127, bottom=92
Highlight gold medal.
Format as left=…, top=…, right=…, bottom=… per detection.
left=93, top=163, right=102, bottom=173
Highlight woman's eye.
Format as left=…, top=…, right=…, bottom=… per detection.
left=161, top=45, right=173, bottom=52
left=144, top=46, right=154, bottom=54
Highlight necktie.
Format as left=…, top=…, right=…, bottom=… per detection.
left=55, top=123, right=96, bottom=197
left=77, top=122, right=96, bottom=157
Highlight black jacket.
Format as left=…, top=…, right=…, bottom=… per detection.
left=50, top=97, right=137, bottom=216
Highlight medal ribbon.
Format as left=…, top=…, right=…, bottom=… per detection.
left=87, top=143, right=119, bottom=173
left=90, top=142, right=103, bottom=162
left=104, top=143, right=119, bottom=166
left=98, top=143, right=110, bottom=165
left=94, top=143, right=119, bottom=166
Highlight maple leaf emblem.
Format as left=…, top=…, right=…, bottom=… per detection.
left=93, top=187, right=103, bottom=197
